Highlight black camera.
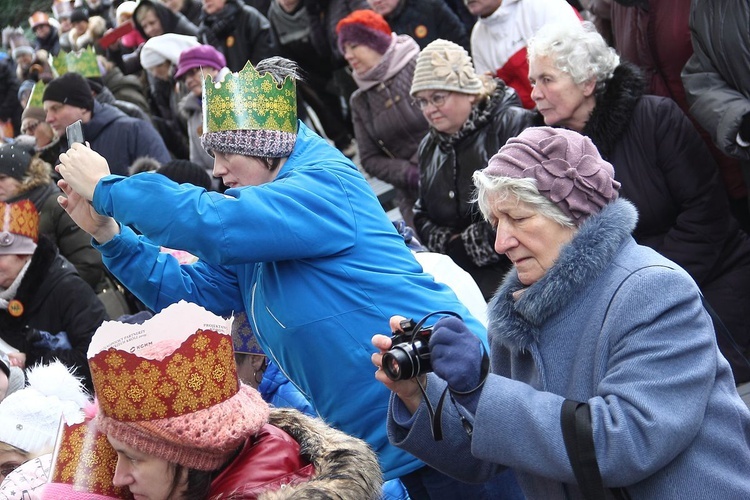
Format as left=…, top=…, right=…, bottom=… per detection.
left=381, top=318, right=433, bottom=381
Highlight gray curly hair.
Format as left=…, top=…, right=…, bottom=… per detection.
left=527, top=21, right=620, bottom=92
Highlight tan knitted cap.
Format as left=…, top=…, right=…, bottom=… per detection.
left=410, top=39, right=484, bottom=96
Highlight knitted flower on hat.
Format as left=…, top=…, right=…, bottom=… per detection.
left=410, top=39, right=484, bottom=96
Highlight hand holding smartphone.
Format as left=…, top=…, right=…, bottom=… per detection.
left=66, top=120, right=84, bottom=148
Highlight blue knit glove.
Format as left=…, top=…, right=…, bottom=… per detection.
left=429, top=317, right=485, bottom=413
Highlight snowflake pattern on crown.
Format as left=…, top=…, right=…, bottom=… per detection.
left=202, top=61, right=297, bottom=135
left=52, top=47, right=101, bottom=78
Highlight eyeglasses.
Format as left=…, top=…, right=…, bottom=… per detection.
left=413, top=93, right=450, bottom=110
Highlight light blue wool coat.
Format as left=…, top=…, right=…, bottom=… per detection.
left=389, top=198, right=750, bottom=498
left=90, top=121, right=487, bottom=481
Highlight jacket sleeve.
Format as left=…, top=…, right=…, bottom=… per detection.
left=95, top=224, right=245, bottom=315
left=351, top=95, right=418, bottom=191
left=682, top=23, right=750, bottom=160
left=93, top=169, right=359, bottom=265
left=646, top=98, right=736, bottom=285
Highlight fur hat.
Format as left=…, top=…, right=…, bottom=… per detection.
left=336, top=9, right=393, bottom=56
left=0, top=362, right=88, bottom=455
left=43, top=72, right=94, bottom=111
left=90, top=301, right=271, bottom=471
left=140, top=33, right=200, bottom=70
left=484, top=127, right=621, bottom=224
left=0, top=199, right=39, bottom=256
left=174, top=44, right=226, bottom=80
left=410, top=39, right=483, bottom=96
left=0, top=142, right=33, bottom=180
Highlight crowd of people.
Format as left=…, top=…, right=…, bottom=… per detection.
left=0, top=0, right=748, bottom=498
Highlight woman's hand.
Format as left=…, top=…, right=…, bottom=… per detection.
left=7, top=352, right=26, bottom=369
left=371, top=315, right=426, bottom=415
left=57, top=179, right=120, bottom=244
left=56, top=142, right=111, bottom=201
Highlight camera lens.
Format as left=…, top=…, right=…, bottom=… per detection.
left=382, top=341, right=430, bottom=381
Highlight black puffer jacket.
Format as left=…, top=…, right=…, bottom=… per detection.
left=582, top=63, right=750, bottom=383
left=414, top=82, right=534, bottom=298
left=0, top=237, right=107, bottom=392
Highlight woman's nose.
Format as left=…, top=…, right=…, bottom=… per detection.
left=494, top=224, right=517, bottom=255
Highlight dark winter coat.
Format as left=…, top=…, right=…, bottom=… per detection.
left=350, top=34, right=428, bottom=227
left=304, top=0, right=370, bottom=68
left=198, top=0, right=278, bottom=72
left=0, top=237, right=106, bottom=392
left=581, top=63, right=750, bottom=382
left=33, top=26, right=61, bottom=56
left=83, top=100, right=171, bottom=176
left=8, top=158, right=108, bottom=292
left=414, top=83, right=535, bottom=298
left=101, top=66, right=150, bottom=115
left=682, top=0, right=750, bottom=162
left=384, top=0, right=470, bottom=52
left=0, top=57, right=22, bottom=136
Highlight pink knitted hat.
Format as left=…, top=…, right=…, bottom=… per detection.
left=88, top=302, right=271, bottom=472
left=484, top=127, right=620, bottom=224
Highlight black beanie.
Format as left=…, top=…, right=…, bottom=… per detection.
left=157, top=160, right=213, bottom=191
left=43, top=72, right=95, bottom=111
left=0, top=142, right=33, bottom=180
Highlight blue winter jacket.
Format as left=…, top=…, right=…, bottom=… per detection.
left=83, top=101, right=171, bottom=176
left=92, top=122, right=487, bottom=480
left=388, top=199, right=750, bottom=498
left=258, top=361, right=316, bottom=417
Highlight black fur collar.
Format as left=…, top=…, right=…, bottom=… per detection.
left=582, top=63, right=646, bottom=159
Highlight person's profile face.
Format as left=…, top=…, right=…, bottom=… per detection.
left=0, top=175, right=22, bottom=203
left=0, top=255, right=31, bottom=289
left=528, top=55, right=593, bottom=132
left=43, top=101, right=86, bottom=136
left=276, top=0, right=300, bottom=14
left=463, top=0, right=503, bottom=17
left=367, top=0, right=399, bottom=16
left=202, top=0, right=227, bottom=15
left=138, top=9, right=164, bottom=38
left=341, top=42, right=383, bottom=75
left=211, top=152, right=279, bottom=189
left=147, top=61, right=173, bottom=81
left=489, top=196, right=576, bottom=286
left=108, top=435, right=187, bottom=500
left=182, top=67, right=218, bottom=96
left=32, top=24, right=51, bottom=39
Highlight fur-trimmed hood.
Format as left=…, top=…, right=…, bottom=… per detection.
left=220, top=408, right=383, bottom=499
left=488, top=198, right=638, bottom=352
left=582, top=63, right=646, bottom=159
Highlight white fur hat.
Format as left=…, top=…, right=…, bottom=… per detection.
left=140, top=33, right=200, bottom=70
left=0, top=362, right=88, bottom=455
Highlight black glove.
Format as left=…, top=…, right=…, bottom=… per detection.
left=740, top=112, right=750, bottom=144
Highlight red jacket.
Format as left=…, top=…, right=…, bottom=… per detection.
left=209, top=424, right=315, bottom=499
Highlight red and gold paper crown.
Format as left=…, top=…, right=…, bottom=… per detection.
left=89, top=330, right=239, bottom=422
left=0, top=200, right=39, bottom=243
left=49, top=416, right=133, bottom=498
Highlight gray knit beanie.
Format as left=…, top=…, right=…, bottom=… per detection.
left=410, top=39, right=484, bottom=96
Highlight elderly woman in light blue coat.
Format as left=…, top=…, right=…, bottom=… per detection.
left=372, top=126, right=750, bottom=498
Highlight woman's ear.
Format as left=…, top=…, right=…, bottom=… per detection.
left=582, top=78, right=597, bottom=97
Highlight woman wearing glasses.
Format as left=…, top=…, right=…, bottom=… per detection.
left=410, top=39, right=534, bottom=299
left=338, top=10, right=430, bottom=228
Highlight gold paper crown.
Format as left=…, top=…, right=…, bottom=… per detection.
left=49, top=416, right=133, bottom=498
left=202, top=61, right=297, bottom=134
left=0, top=200, right=39, bottom=242
left=89, top=330, right=239, bottom=422
left=27, top=81, right=46, bottom=109
left=52, top=47, right=101, bottom=78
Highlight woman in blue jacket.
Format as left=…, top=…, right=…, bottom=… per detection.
left=56, top=56, right=489, bottom=499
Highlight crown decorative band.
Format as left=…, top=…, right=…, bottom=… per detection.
left=203, top=61, right=297, bottom=135
left=0, top=200, right=39, bottom=242
left=89, top=331, right=239, bottom=422
left=52, top=47, right=101, bottom=78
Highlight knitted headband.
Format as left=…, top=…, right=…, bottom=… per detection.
left=336, top=9, right=393, bottom=56
left=484, top=127, right=620, bottom=224
left=410, top=39, right=484, bottom=96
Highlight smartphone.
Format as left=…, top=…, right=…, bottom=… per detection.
left=66, top=120, right=84, bottom=148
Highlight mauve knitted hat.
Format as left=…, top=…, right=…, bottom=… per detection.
left=174, top=44, right=226, bottom=80
left=336, top=9, right=393, bottom=56
left=484, top=127, right=621, bottom=224
left=410, top=39, right=484, bottom=96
